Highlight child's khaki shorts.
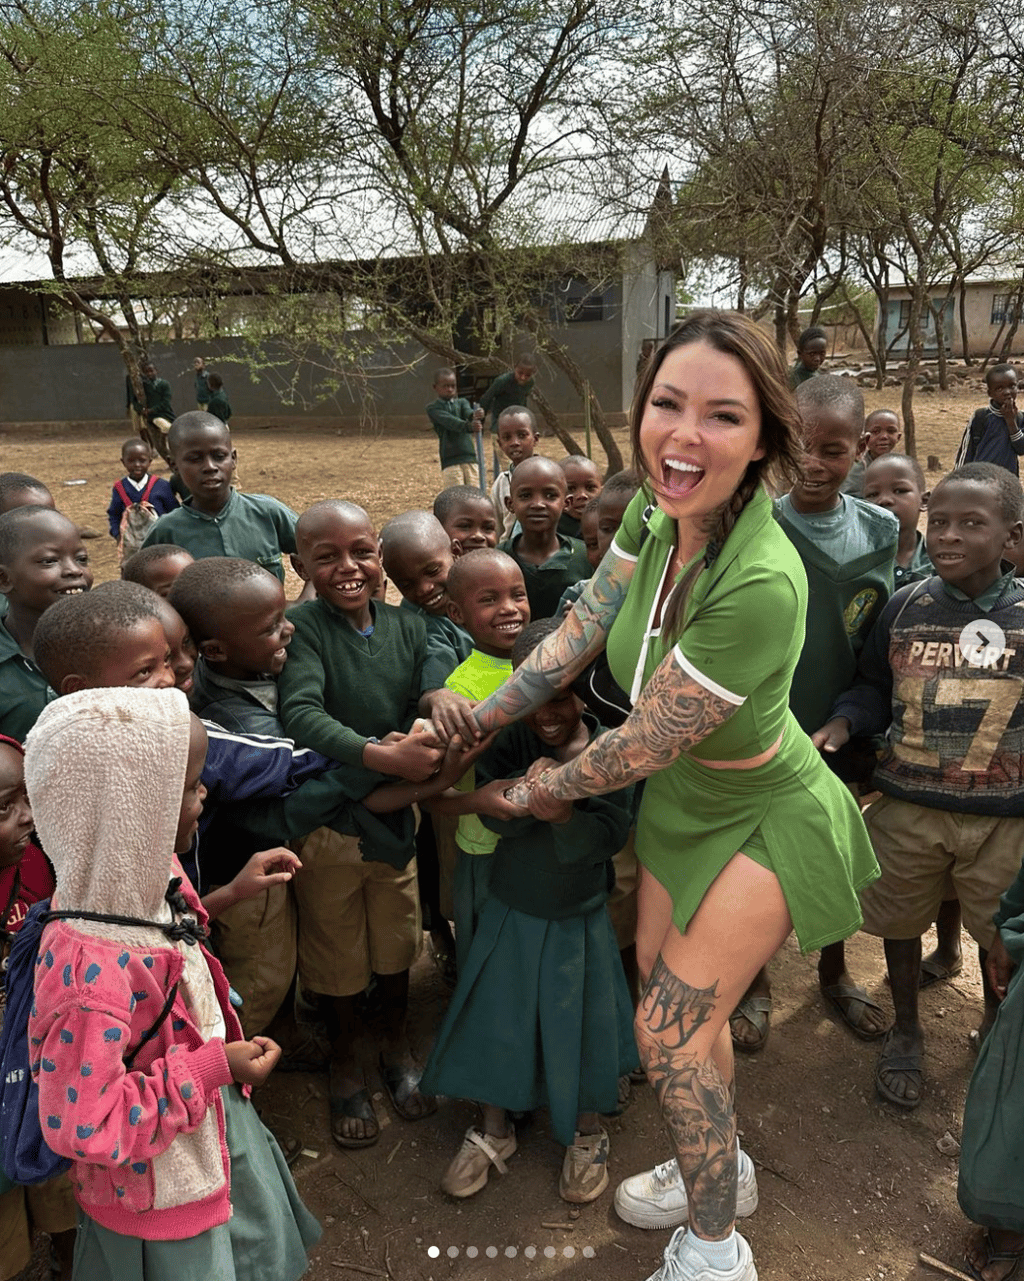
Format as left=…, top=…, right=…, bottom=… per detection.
left=210, top=880, right=297, bottom=1037
left=293, top=826, right=421, bottom=997
left=858, top=794, right=1024, bottom=949
left=0, top=1175, right=76, bottom=1280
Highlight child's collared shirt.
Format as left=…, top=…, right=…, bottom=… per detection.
left=142, top=489, right=298, bottom=582
left=0, top=624, right=53, bottom=743
left=498, top=532, right=592, bottom=619
left=106, top=472, right=178, bottom=538
left=894, top=531, right=933, bottom=590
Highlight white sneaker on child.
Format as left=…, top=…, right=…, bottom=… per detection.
left=615, top=1152, right=758, bottom=1229
left=644, top=1228, right=757, bottom=1281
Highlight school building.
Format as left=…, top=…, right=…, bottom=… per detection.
left=0, top=186, right=677, bottom=428
left=877, top=269, right=1024, bottom=360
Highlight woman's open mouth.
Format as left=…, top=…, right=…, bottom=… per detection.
left=662, top=458, right=704, bottom=496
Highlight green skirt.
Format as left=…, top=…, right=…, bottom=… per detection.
left=72, top=1085, right=321, bottom=1281
left=637, top=715, right=879, bottom=953
left=958, top=957, right=1024, bottom=1232
left=421, top=896, right=638, bottom=1146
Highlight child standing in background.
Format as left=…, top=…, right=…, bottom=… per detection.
left=788, top=325, right=827, bottom=389
left=955, top=363, right=1024, bottom=477
left=421, top=618, right=636, bottom=1204
left=107, top=438, right=178, bottom=547
left=490, top=407, right=540, bottom=541
left=205, top=374, right=232, bottom=427
left=842, top=409, right=902, bottom=496
left=25, top=687, right=320, bottom=1280
left=426, top=369, right=483, bottom=488
left=479, top=355, right=537, bottom=477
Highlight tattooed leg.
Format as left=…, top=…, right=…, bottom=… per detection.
left=636, top=955, right=737, bottom=1240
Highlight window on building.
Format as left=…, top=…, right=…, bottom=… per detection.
left=991, top=293, right=1023, bottom=325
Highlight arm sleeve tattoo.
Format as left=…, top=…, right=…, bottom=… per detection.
left=534, top=646, right=738, bottom=801
left=472, top=550, right=637, bottom=734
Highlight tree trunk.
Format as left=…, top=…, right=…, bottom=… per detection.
left=529, top=386, right=586, bottom=456
left=959, top=281, right=970, bottom=362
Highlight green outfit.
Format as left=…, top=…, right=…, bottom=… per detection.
left=607, top=486, right=879, bottom=952
left=893, top=531, right=933, bottom=590
left=206, top=389, right=232, bottom=424
left=788, top=362, right=818, bottom=390
left=773, top=493, right=898, bottom=734
left=0, top=621, right=54, bottom=742
left=958, top=855, right=1024, bottom=1232
left=498, top=532, right=592, bottom=620
left=399, top=598, right=474, bottom=690
left=279, top=597, right=427, bottom=768
left=142, top=490, right=298, bottom=583
left=557, top=511, right=582, bottom=539
left=420, top=717, right=637, bottom=1145
left=478, top=370, right=534, bottom=429
left=444, top=649, right=512, bottom=970
left=425, top=395, right=477, bottom=470
left=72, top=1084, right=320, bottom=1281
left=130, top=375, right=174, bottom=422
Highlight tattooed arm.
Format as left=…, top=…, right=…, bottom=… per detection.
left=517, top=647, right=736, bottom=806
left=470, top=548, right=638, bottom=734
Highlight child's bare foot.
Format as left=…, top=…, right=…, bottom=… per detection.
left=965, top=1227, right=1024, bottom=1280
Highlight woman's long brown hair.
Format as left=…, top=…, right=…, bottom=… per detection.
left=630, top=310, right=803, bottom=644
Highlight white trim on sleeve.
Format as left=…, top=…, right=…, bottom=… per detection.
left=610, top=536, right=639, bottom=564
left=672, top=647, right=746, bottom=707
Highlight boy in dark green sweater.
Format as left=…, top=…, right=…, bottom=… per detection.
left=426, top=368, right=483, bottom=487
left=280, top=499, right=447, bottom=1150
left=498, top=456, right=591, bottom=618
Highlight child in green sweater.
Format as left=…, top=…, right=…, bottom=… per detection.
left=426, top=368, right=483, bottom=487
left=279, top=500, right=447, bottom=1150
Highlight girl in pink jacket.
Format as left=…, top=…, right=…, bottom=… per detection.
left=25, top=686, right=320, bottom=1280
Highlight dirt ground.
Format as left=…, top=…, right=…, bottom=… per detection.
left=1, top=378, right=997, bottom=1281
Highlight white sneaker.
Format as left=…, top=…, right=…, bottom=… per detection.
left=644, top=1227, right=757, bottom=1281
left=615, top=1154, right=758, bottom=1230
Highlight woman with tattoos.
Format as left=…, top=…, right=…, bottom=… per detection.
left=465, top=311, right=879, bottom=1281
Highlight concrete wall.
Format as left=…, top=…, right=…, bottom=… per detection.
left=0, top=289, right=647, bottom=426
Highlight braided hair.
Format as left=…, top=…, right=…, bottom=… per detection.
left=630, top=310, right=803, bottom=645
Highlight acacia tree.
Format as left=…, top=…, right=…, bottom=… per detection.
left=0, top=0, right=183, bottom=408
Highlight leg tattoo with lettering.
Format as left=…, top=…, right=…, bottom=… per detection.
left=637, top=955, right=737, bottom=1239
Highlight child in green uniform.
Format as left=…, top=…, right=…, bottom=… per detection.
left=498, top=457, right=591, bottom=618
left=424, top=549, right=530, bottom=973
left=142, top=414, right=298, bottom=583
left=279, top=500, right=445, bottom=1150
left=205, top=373, right=231, bottom=426
left=121, top=544, right=195, bottom=598
left=842, top=408, right=902, bottom=496
left=421, top=617, right=636, bottom=1205
left=730, top=374, right=898, bottom=1053
left=426, top=368, right=483, bottom=487
left=0, top=507, right=93, bottom=742
left=433, top=486, right=499, bottom=555
left=788, top=324, right=827, bottom=389
left=557, top=455, right=603, bottom=539
left=861, top=454, right=932, bottom=588
left=479, top=354, right=536, bottom=478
